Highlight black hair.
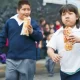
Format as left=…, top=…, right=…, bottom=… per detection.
left=39, top=18, right=46, bottom=24
left=44, top=32, right=51, bottom=39
left=17, top=0, right=30, bottom=10
left=59, top=4, right=80, bottom=28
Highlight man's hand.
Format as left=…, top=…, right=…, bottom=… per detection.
left=28, top=25, right=33, bottom=34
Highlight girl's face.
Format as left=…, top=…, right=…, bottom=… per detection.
left=42, top=20, right=46, bottom=26
left=50, top=29, right=54, bottom=34
left=45, top=24, right=50, bottom=32
left=61, top=11, right=78, bottom=27
left=56, top=21, right=60, bottom=25
left=50, top=24, right=54, bottom=28
left=17, top=4, right=31, bottom=20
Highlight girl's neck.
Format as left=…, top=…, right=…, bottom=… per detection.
left=65, top=24, right=76, bottom=28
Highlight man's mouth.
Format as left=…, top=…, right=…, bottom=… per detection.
left=66, top=19, right=70, bottom=21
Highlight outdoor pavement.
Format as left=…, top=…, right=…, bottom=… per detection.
left=0, top=59, right=61, bottom=80
left=0, top=73, right=60, bottom=80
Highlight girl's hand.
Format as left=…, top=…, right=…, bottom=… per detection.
left=47, top=48, right=62, bottom=63
left=69, top=35, right=80, bottom=43
left=51, top=53, right=62, bottom=63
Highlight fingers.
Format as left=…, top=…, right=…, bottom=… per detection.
left=67, top=35, right=76, bottom=44
left=68, top=38, right=76, bottom=43
left=52, top=54, right=62, bottom=63
left=27, top=25, right=33, bottom=34
left=27, top=25, right=32, bottom=29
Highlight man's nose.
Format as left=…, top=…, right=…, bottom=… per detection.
left=25, top=11, right=28, bottom=14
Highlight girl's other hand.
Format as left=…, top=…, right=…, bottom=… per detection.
left=69, top=34, right=80, bottom=43
left=51, top=54, right=62, bottom=63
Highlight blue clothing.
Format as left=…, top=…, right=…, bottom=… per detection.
left=60, top=71, right=80, bottom=80
left=0, top=18, right=43, bottom=60
left=45, top=56, right=55, bottom=75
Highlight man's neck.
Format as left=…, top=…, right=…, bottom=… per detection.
left=17, top=15, right=24, bottom=22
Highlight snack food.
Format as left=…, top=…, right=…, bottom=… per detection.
left=20, top=17, right=31, bottom=36
left=63, top=27, right=73, bottom=51
left=64, top=42, right=73, bottom=51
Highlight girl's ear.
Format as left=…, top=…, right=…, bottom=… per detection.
left=76, top=15, right=79, bottom=20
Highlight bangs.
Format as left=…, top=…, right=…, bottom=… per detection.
left=59, top=4, right=79, bottom=15
left=61, top=7, right=75, bottom=14
left=17, top=0, right=30, bottom=10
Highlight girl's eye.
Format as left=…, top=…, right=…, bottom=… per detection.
left=62, top=12, right=73, bottom=16
left=69, top=12, right=73, bottom=15
left=62, top=13, right=66, bottom=16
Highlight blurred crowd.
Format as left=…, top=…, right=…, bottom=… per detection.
left=38, top=17, right=61, bottom=59
left=35, top=17, right=61, bottom=77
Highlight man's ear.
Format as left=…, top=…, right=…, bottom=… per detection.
left=17, top=9, right=19, bottom=14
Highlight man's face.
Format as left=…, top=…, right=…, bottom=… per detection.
left=17, top=4, right=31, bottom=20
left=61, top=11, right=78, bottom=27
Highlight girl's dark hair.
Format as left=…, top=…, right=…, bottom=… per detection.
left=17, top=0, right=30, bottom=10
left=59, top=4, right=80, bottom=28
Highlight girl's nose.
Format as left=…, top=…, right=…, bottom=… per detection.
left=65, top=13, right=69, bottom=17
left=65, top=14, right=69, bottom=19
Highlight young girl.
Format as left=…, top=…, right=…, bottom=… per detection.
left=47, top=4, right=80, bottom=80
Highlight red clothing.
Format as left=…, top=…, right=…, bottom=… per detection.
left=5, top=39, right=8, bottom=47
left=56, top=25, right=61, bottom=30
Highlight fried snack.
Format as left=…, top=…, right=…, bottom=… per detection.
left=63, top=27, right=73, bottom=51
left=63, top=27, right=72, bottom=36
left=20, top=17, right=31, bottom=36
left=64, top=42, right=73, bottom=51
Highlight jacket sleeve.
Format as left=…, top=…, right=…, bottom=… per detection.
left=29, top=20, right=43, bottom=41
left=0, top=21, right=8, bottom=51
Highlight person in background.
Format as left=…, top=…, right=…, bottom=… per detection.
left=44, top=23, right=50, bottom=37
left=50, top=29, right=55, bottom=34
left=0, top=0, right=43, bottom=80
left=38, top=18, right=46, bottom=59
left=49, top=23, right=56, bottom=32
left=55, top=20, right=61, bottom=31
left=39, top=17, right=46, bottom=35
left=45, top=33, right=55, bottom=77
left=47, top=4, right=80, bottom=80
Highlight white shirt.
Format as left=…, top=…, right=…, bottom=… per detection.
left=10, top=14, right=23, bottom=26
left=47, top=26, right=80, bottom=75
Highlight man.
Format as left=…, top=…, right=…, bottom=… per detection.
left=0, top=0, right=43, bottom=80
